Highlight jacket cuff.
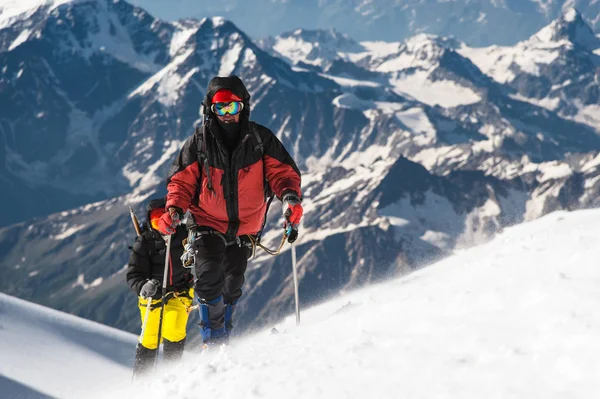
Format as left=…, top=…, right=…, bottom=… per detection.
left=281, top=189, right=302, bottom=203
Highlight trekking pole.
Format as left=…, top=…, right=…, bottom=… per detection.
left=285, top=223, right=301, bottom=325
left=155, top=229, right=174, bottom=369
left=291, top=240, right=300, bottom=325
left=139, top=298, right=152, bottom=344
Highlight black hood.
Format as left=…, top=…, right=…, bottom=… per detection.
left=146, top=197, right=166, bottom=224
left=202, top=75, right=251, bottom=120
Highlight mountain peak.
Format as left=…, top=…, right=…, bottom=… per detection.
left=264, top=27, right=365, bottom=68
left=0, top=0, right=113, bottom=24
left=279, top=27, right=364, bottom=53
left=199, top=16, right=228, bottom=28
left=0, top=0, right=73, bottom=28
left=562, top=7, right=580, bottom=23
left=390, top=34, right=461, bottom=68
left=402, top=34, right=460, bottom=52
left=532, top=7, right=599, bottom=50
left=197, top=16, right=248, bottom=40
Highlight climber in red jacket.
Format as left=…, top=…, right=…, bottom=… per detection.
left=159, top=75, right=302, bottom=346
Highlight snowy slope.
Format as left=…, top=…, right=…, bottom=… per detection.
left=115, top=208, right=600, bottom=399
left=0, top=293, right=137, bottom=399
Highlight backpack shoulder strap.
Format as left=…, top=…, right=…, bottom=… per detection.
left=250, top=122, right=275, bottom=241
left=249, top=122, right=264, bottom=155
left=195, top=124, right=214, bottom=194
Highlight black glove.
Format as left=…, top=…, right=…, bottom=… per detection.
left=140, top=279, right=159, bottom=298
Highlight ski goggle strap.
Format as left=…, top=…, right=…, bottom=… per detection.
left=211, top=101, right=244, bottom=116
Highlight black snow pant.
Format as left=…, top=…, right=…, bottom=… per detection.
left=192, top=230, right=250, bottom=343
left=193, top=231, right=250, bottom=303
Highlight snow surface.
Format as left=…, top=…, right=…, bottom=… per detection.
left=8, top=28, right=32, bottom=50
left=128, top=49, right=197, bottom=106
left=573, top=104, right=600, bottom=133
left=122, top=139, right=184, bottom=192
left=50, top=222, right=88, bottom=240
left=390, top=71, right=482, bottom=107
left=169, top=22, right=197, bottom=57
left=102, top=208, right=600, bottom=399
left=332, top=93, right=374, bottom=111
left=0, top=0, right=72, bottom=28
left=0, top=293, right=137, bottom=399
left=77, top=4, right=163, bottom=74
left=458, top=42, right=561, bottom=83
left=355, top=40, right=403, bottom=60
left=395, top=106, right=437, bottom=145
left=72, top=273, right=104, bottom=290
left=537, top=161, right=573, bottom=182
left=218, top=40, right=244, bottom=76
left=371, top=34, right=449, bottom=72
left=273, top=35, right=323, bottom=66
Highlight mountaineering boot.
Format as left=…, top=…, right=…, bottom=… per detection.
left=163, top=338, right=186, bottom=363
left=197, top=295, right=227, bottom=348
left=132, top=343, right=157, bottom=379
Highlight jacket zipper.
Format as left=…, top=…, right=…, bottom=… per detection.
left=224, top=133, right=251, bottom=236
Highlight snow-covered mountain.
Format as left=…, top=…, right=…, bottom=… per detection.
left=108, top=207, right=599, bottom=399
left=2, top=1, right=600, bottom=339
left=0, top=0, right=338, bottom=226
left=130, top=0, right=600, bottom=46
left=0, top=0, right=173, bottom=225
left=0, top=293, right=137, bottom=399
left=459, top=8, right=600, bottom=133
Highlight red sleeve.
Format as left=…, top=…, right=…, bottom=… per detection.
left=165, top=135, right=201, bottom=212
left=261, top=127, right=302, bottom=200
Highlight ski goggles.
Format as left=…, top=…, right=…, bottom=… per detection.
left=211, top=101, right=244, bottom=116
left=149, top=208, right=165, bottom=231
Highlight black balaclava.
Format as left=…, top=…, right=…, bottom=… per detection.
left=215, top=117, right=241, bottom=153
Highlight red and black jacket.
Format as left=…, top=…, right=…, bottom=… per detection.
left=165, top=76, right=302, bottom=237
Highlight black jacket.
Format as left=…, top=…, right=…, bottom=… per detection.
left=126, top=225, right=192, bottom=300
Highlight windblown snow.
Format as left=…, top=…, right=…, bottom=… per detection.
left=3, top=209, right=600, bottom=398
left=105, top=208, right=600, bottom=399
